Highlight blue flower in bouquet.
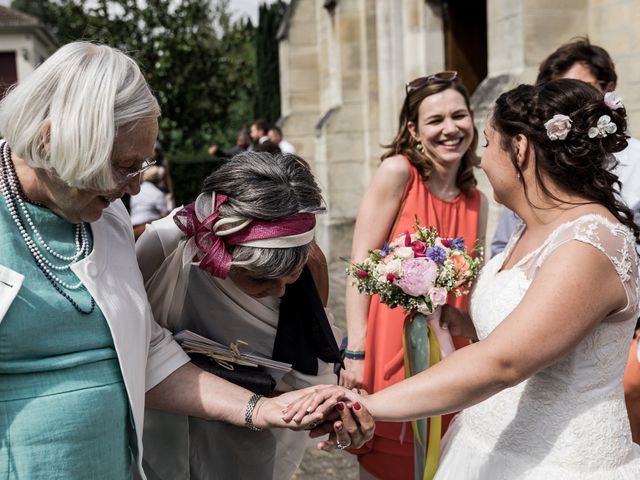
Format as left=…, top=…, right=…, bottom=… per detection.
left=380, top=242, right=393, bottom=258
left=450, top=237, right=465, bottom=250
left=426, top=246, right=447, bottom=264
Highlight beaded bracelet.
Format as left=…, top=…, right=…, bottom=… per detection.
left=244, top=393, right=264, bottom=431
left=344, top=349, right=365, bottom=360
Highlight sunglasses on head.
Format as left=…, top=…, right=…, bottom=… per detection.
left=405, top=71, right=458, bottom=94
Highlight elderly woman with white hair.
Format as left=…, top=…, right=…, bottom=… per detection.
left=137, top=151, right=373, bottom=479
left=0, top=42, right=372, bottom=480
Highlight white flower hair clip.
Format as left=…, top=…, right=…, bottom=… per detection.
left=604, top=91, right=624, bottom=110
left=544, top=114, right=572, bottom=141
left=588, top=115, right=617, bottom=139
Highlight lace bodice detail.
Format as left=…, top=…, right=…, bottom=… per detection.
left=457, top=215, right=640, bottom=473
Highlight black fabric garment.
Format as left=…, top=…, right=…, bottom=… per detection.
left=272, top=266, right=342, bottom=375
left=188, top=352, right=276, bottom=396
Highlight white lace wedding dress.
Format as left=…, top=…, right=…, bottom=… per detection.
left=435, top=215, right=640, bottom=479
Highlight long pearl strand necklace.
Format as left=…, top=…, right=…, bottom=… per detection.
left=0, top=139, right=95, bottom=314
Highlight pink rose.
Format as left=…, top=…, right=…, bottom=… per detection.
left=396, top=257, right=437, bottom=297
left=604, top=91, right=624, bottom=110
left=356, top=270, right=368, bottom=278
left=544, top=114, right=572, bottom=141
left=428, top=287, right=448, bottom=307
left=386, top=273, right=395, bottom=283
left=411, top=240, right=427, bottom=257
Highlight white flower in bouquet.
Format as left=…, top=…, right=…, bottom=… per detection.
left=395, top=246, right=415, bottom=259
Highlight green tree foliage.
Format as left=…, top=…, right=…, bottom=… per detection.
left=254, top=1, right=286, bottom=124
left=12, top=0, right=256, bottom=154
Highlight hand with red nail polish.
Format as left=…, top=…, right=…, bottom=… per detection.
left=285, top=386, right=375, bottom=451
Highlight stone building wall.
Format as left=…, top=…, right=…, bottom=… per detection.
left=588, top=0, right=640, bottom=131
left=279, top=0, right=447, bottom=325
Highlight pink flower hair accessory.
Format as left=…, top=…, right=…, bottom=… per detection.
left=174, top=192, right=231, bottom=278
left=544, top=114, right=572, bottom=141
left=604, top=91, right=624, bottom=110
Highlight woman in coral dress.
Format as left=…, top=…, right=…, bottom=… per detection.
left=625, top=330, right=640, bottom=444
left=341, top=72, right=487, bottom=479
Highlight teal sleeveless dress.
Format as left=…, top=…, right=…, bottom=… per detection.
left=0, top=200, right=131, bottom=479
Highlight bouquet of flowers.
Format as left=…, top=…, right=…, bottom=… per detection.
left=347, top=220, right=483, bottom=480
left=347, top=220, right=482, bottom=317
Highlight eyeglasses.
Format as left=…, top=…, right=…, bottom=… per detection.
left=126, top=158, right=157, bottom=179
left=113, top=158, right=157, bottom=185
left=405, top=71, right=458, bottom=94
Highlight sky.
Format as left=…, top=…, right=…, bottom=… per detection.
left=0, top=0, right=278, bottom=25
left=231, top=0, right=276, bottom=25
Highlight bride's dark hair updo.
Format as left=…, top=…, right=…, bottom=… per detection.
left=492, top=78, right=640, bottom=243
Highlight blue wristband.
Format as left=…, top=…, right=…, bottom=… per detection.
left=344, top=349, right=365, bottom=360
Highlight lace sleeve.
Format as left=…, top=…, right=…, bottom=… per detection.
left=571, top=219, right=637, bottom=284
left=523, top=214, right=639, bottom=316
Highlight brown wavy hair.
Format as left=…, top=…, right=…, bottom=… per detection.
left=492, top=79, right=640, bottom=244
left=381, top=79, right=479, bottom=194
left=536, top=37, right=617, bottom=88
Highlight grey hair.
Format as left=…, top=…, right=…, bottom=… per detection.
left=202, top=151, right=326, bottom=279
left=0, top=41, right=160, bottom=191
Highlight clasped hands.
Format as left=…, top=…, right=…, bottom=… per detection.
left=252, top=385, right=372, bottom=451
left=284, top=385, right=373, bottom=451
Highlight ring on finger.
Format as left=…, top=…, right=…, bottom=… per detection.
left=336, top=440, right=351, bottom=450
left=304, top=421, right=319, bottom=430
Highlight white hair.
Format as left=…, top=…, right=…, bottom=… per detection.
left=0, top=41, right=160, bottom=191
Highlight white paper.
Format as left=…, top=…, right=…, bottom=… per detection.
left=174, top=329, right=292, bottom=383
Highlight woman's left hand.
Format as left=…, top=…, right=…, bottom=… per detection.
left=309, top=395, right=375, bottom=451
left=440, top=304, right=478, bottom=341
left=281, top=385, right=374, bottom=447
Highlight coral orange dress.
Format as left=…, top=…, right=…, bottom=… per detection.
left=355, top=157, right=481, bottom=479
left=624, top=337, right=640, bottom=443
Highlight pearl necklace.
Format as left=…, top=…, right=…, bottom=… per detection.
left=0, top=139, right=95, bottom=314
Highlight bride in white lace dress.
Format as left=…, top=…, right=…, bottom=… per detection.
left=288, top=79, right=640, bottom=478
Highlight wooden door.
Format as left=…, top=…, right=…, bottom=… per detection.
left=443, top=0, right=487, bottom=95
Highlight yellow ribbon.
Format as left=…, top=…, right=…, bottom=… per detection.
left=423, top=327, right=441, bottom=480
left=402, top=320, right=442, bottom=480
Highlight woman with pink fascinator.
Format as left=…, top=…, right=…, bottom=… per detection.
left=136, top=151, right=375, bottom=479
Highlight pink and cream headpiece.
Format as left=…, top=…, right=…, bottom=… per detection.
left=174, top=192, right=316, bottom=278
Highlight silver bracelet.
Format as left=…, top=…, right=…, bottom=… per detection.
left=244, top=393, right=264, bottom=431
